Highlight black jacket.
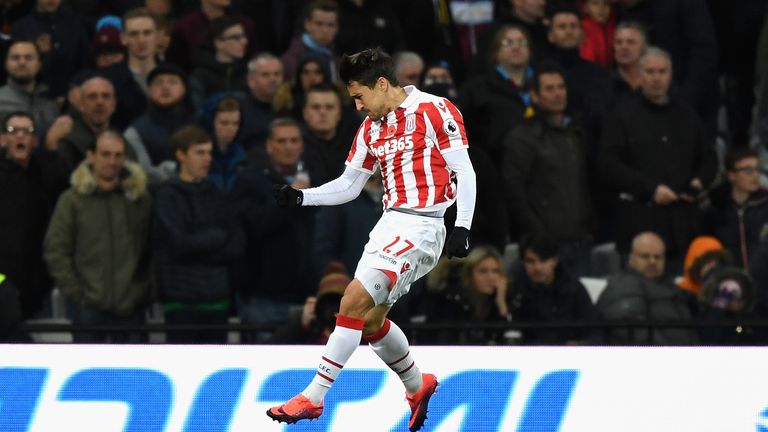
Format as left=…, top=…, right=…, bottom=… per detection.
left=502, top=115, right=593, bottom=242
left=0, top=150, right=68, bottom=317
left=599, top=93, right=717, bottom=254
left=153, top=178, right=244, bottom=303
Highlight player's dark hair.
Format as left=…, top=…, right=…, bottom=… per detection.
left=339, top=47, right=398, bottom=88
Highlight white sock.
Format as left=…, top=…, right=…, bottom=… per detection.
left=301, top=314, right=364, bottom=404
left=365, top=319, right=423, bottom=395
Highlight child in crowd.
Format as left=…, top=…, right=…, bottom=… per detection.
left=579, top=0, right=615, bottom=68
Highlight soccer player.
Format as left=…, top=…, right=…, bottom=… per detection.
left=266, top=47, right=476, bottom=431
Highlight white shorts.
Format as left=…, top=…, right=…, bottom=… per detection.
left=354, top=210, right=446, bottom=306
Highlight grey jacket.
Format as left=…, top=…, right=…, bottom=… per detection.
left=44, top=160, right=152, bottom=316
left=0, top=79, right=60, bottom=133
left=597, top=269, right=699, bottom=345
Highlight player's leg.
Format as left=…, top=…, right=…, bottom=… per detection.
left=266, top=280, right=374, bottom=424
left=362, top=285, right=439, bottom=432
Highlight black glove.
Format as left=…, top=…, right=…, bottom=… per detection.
left=273, top=184, right=304, bottom=207
left=445, top=226, right=470, bottom=258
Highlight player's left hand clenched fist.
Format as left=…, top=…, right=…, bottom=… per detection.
left=445, top=226, right=470, bottom=258
left=273, top=184, right=303, bottom=207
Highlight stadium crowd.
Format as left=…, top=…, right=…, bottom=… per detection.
left=1, top=0, right=768, bottom=346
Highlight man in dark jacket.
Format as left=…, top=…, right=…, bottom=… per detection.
left=599, top=47, right=717, bottom=267
left=703, top=148, right=768, bottom=271
left=597, top=231, right=699, bottom=345
left=510, top=232, right=601, bottom=345
left=231, top=118, right=319, bottom=337
left=503, top=63, right=593, bottom=276
left=153, top=125, right=244, bottom=344
left=190, top=15, right=248, bottom=101
left=0, top=111, right=68, bottom=318
left=101, top=7, right=159, bottom=130
left=11, top=0, right=89, bottom=101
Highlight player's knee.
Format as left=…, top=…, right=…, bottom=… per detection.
left=339, top=280, right=374, bottom=318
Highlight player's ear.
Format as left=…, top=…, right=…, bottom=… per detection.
left=377, top=76, right=388, bottom=91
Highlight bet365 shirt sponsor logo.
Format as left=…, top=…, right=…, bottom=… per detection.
left=372, top=135, right=414, bottom=157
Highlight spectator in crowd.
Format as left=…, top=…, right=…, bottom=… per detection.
left=579, top=0, right=615, bottom=68
left=274, top=54, right=335, bottom=121
left=597, top=231, right=699, bottom=345
left=190, top=15, right=248, bottom=101
left=424, top=246, right=512, bottom=345
left=459, top=24, right=534, bottom=165
left=692, top=247, right=755, bottom=345
left=153, top=14, right=172, bottom=62
left=613, top=0, right=719, bottom=137
left=508, top=232, right=601, bottom=345
left=102, top=7, right=159, bottom=130
left=502, top=63, right=594, bottom=277
left=44, top=130, right=151, bottom=343
left=333, top=0, right=405, bottom=58
left=51, top=74, right=121, bottom=173
left=0, top=275, right=31, bottom=342
left=420, top=60, right=458, bottom=102
left=152, top=124, right=244, bottom=344
left=267, top=262, right=350, bottom=344
left=11, top=0, right=89, bottom=102
left=239, top=53, right=284, bottom=153
left=281, top=0, right=340, bottom=82
left=611, top=21, right=646, bottom=101
left=201, top=94, right=246, bottom=192
left=312, top=170, right=382, bottom=278
left=0, top=39, right=60, bottom=135
left=545, top=6, right=613, bottom=142
left=0, top=111, right=68, bottom=318
left=702, top=149, right=768, bottom=271
left=123, top=63, right=196, bottom=187
left=393, top=50, right=424, bottom=88
left=678, top=236, right=726, bottom=296
left=165, top=0, right=257, bottom=72
left=300, top=83, right=357, bottom=186
left=599, top=47, right=717, bottom=269
left=489, top=0, right=550, bottom=64
left=231, top=118, right=319, bottom=337
left=89, top=24, right=126, bottom=69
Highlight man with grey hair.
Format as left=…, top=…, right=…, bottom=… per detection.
left=393, top=50, right=424, bottom=87
left=239, top=53, right=284, bottom=153
left=599, top=46, right=717, bottom=271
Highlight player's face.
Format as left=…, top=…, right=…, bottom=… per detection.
left=347, top=80, right=388, bottom=121
left=522, top=250, right=557, bottom=286
left=472, top=257, right=504, bottom=296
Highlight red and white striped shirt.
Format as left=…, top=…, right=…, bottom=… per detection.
left=345, top=86, right=469, bottom=212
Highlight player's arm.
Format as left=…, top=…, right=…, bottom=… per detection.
left=274, top=165, right=371, bottom=207
left=443, top=148, right=476, bottom=230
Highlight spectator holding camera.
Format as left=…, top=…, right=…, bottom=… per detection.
left=599, top=47, right=717, bottom=270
